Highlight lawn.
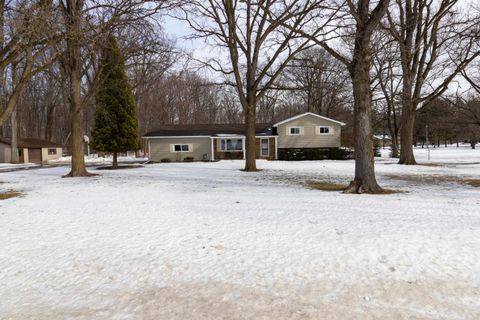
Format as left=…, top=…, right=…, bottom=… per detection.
left=0, top=146, right=479, bottom=319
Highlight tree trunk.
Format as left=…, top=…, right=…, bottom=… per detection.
left=398, top=102, right=416, bottom=164
left=244, top=106, right=257, bottom=171
left=10, top=109, right=18, bottom=163
left=344, top=44, right=383, bottom=194
left=112, top=151, right=118, bottom=169
left=64, top=0, right=90, bottom=177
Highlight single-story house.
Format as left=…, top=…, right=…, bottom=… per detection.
left=143, top=112, right=346, bottom=162
left=0, top=137, right=63, bottom=163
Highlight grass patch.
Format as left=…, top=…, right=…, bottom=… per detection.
left=0, top=191, right=22, bottom=200
left=96, top=165, right=143, bottom=170
left=306, top=180, right=404, bottom=194
left=386, top=174, right=480, bottom=188
left=306, top=181, right=348, bottom=191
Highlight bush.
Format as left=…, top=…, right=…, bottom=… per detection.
left=184, top=157, right=195, bottom=162
left=160, top=158, right=171, bottom=163
left=278, top=148, right=353, bottom=161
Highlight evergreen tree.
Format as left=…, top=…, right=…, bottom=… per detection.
left=91, top=35, right=141, bottom=169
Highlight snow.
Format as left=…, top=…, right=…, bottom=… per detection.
left=48, top=155, right=148, bottom=165
left=0, top=147, right=479, bottom=319
left=0, top=162, right=39, bottom=172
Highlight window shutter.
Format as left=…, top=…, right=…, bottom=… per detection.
left=286, top=127, right=291, bottom=135
left=300, top=127, right=305, bottom=135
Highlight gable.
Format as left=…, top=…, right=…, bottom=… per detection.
left=273, top=112, right=345, bottom=127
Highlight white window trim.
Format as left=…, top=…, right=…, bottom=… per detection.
left=317, top=126, right=334, bottom=135
left=170, top=144, right=192, bottom=153
left=287, top=126, right=304, bottom=136
left=260, top=138, right=269, bottom=157
left=219, top=138, right=244, bottom=152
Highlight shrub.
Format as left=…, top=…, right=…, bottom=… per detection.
left=278, top=148, right=353, bottom=161
left=184, top=157, right=195, bottom=162
left=160, top=158, right=171, bottom=163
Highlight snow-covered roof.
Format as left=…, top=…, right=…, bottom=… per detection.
left=272, top=112, right=346, bottom=127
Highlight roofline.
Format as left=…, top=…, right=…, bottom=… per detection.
left=142, top=135, right=278, bottom=139
left=142, top=135, right=212, bottom=139
left=272, top=112, right=346, bottom=127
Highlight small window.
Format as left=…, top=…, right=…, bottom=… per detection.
left=318, top=126, right=333, bottom=135
left=172, top=144, right=191, bottom=152
left=48, top=148, right=57, bottom=155
left=220, top=139, right=243, bottom=151
left=288, top=127, right=303, bottom=135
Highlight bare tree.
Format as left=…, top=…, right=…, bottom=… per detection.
left=385, top=0, right=480, bottom=164
left=56, top=0, right=166, bottom=177
left=179, top=0, right=331, bottom=171
left=283, top=0, right=390, bottom=193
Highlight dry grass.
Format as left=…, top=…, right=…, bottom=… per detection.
left=306, top=181, right=348, bottom=191
left=0, top=191, right=22, bottom=200
left=386, top=174, right=480, bottom=188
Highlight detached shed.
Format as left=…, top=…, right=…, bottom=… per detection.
left=0, top=138, right=63, bottom=163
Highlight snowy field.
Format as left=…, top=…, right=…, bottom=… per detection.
left=1, top=146, right=479, bottom=319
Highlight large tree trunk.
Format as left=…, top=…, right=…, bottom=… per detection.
left=64, top=0, right=90, bottom=177
left=10, top=109, right=18, bottom=163
left=345, top=40, right=383, bottom=194
left=398, top=93, right=417, bottom=164
left=244, top=106, right=257, bottom=171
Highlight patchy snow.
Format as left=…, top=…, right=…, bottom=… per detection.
left=0, top=147, right=479, bottom=319
left=48, top=155, right=148, bottom=165
left=0, top=163, right=39, bottom=172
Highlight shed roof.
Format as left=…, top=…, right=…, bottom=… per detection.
left=143, top=123, right=274, bottom=137
left=0, top=137, right=63, bottom=148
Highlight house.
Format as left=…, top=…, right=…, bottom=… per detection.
left=143, top=112, right=345, bottom=162
left=0, top=137, right=63, bottom=163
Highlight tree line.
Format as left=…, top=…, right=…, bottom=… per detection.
left=0, top=0, right=479, bottom=193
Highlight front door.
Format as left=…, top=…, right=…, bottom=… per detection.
left=260, top=138, right=269, bottom=157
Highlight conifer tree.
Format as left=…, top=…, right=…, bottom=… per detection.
left=92, top=34, right=140, bottom=169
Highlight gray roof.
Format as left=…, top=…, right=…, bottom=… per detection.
left=143, top=123, right=275, bottom=137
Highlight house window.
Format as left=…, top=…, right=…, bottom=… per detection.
left=260, top=138, right=269, bottom=156
left=288, top=127, right=303, bottom=135
left=171, top=144, right=191, bottom=152
left=318, top=126, right=333, bottom=135
left=220, top=138, right=243, bottom=151
left=48, top=148, right=57, bottom=155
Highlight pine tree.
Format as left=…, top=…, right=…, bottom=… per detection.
left=91, top=35, right=141, bottom=169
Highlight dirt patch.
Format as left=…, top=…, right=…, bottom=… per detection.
left=4, top=279, right=479, bottom=320
left=0, top=191, right=22, bottom=200
left=386, top=174, right=480, bottom=188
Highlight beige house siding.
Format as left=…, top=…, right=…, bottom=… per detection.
left=276, top=114, right=342, bottom=149
left=41, top=147, right=63, bottom=162
left=0, top=142, right=11, bottom=163
left=149, top=137, right=212, bottom=162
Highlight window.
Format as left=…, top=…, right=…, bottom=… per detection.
left=318, top=126, right=333, bottom=135
left=288, top=127, right=303, bottom=135
left=260, top=138, right=269, bottom=156
left=171, top=144, right=191, bottom=152
left=220, top=138, right=243, bottom=151
left=48, top=148, right=57, bottom=155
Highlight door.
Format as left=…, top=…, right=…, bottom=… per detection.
left=28, top=148, right=42, bottom=163
left=260, top=138, right=269, bottom=157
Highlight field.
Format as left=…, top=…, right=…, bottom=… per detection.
left=1, top=146, right=479, bottom=319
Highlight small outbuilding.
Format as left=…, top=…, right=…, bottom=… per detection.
left=0, top=137, right=63, bottom=163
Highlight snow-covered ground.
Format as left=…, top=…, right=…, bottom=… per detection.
left=0, top=147, right=479, bottom=319
left=48, top=155, right=148, bottom=165
left=0, top=163, right=39, bottom=172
